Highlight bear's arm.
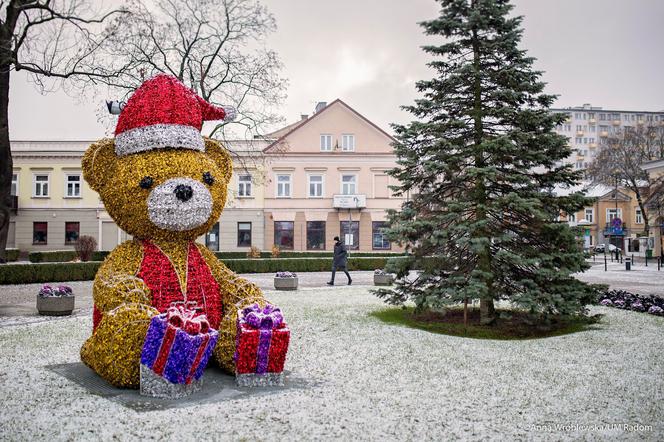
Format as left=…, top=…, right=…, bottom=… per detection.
left=93, top=240, right=152, bottom=312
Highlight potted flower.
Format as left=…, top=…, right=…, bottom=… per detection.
left=37, top=284, right=75, bottom=316
left=274, top=271, right=298, bottom=290
left=373, top=269, right=394, bottom=286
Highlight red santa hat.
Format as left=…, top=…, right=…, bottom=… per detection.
left=114, top=74, right=236, bottom=156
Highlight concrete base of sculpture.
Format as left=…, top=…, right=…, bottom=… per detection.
left=139, top=364, right=203, bottom=399
left=236, top=372, right=284, bottom=387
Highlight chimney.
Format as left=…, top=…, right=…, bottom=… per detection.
left=315, top=101, right=327, bottom=113
left=300, top=114, right=308, bottom=121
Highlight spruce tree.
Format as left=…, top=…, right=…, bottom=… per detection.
left=378, top=0, right=600, bottom=324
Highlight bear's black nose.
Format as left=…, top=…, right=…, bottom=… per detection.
left=174, top=184, right=194, bottom=202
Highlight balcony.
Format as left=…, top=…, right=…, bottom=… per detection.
left=603, top=222, right=629, bottom=237
left=589, top=142, right=597, bottom=148
left=576, top=131, right=584, bottom=137
left=333, top=194, right=367, bottom=209
left=612, top=119, right=621, bottom=126
left=9, top=195, right=17, bottom=214
left=600, top=131, right=609, bottom=137
left=588, top=118, right=596, bottom=124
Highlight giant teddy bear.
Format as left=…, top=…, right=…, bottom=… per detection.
left=80, top=74, right=276, bottom=388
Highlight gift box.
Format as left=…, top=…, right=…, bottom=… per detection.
left=234, top=303, right=290, bottom=387
left=140, top=305, right=218, bottom=398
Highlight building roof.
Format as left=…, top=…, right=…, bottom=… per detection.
left=263, top=99, right=396, bottom=153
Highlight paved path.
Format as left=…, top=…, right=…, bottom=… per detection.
left=1, top=262, right=662, bottom=325
left=0, top=271, right=373, bottom=324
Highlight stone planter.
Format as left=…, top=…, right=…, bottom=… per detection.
left=36, top=295, right=75, bottom=316
left=274, top=277, right=298, bottom=291
left=373, top=274, right=394, bottom=286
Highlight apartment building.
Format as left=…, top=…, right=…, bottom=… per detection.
left=551, top=104, right=664, bottom=170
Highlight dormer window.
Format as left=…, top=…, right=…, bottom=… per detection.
left=341, top=134, right=355, bottom=151
left=320, top=134, right=332, bottom=151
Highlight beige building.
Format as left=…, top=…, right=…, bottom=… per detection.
left=261, top=100, right=405, bottom=252
left=562, top=184, right=654, bottom=255
left=8, top=100, right=405, bottom=253
left=641, top=158, right=664, bottom=256
left=8, top=139, right=269, bottom=252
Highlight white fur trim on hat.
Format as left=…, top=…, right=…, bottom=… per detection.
left=115, top=123, right=204, bottom=156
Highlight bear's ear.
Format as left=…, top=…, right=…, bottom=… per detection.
left=82, top=138, right=117, bottom=193
left=204, top=137, right=233, bottom=183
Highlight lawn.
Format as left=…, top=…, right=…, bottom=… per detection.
left=0, top=285, right=662, bottom=440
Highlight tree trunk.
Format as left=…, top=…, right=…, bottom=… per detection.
left=471, top=10, right=495, bottom=325
left=0, top=66, right=12, bottom=262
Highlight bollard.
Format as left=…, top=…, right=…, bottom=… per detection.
left=620, top=253, right=623, bottom=264
left=604, top=254, right=607, bottom=272
left=658, top=256, right=661, bottom=271
left=632, top=254, right=634, bottom=266
left=645, top=254, right=648, bottom=267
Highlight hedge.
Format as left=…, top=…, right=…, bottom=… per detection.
left=25, top=249, right=405, bottom=263
left=0, top=257, right=409, bottom=285
left=28, top=250, right=109, bottom=263
left=0, top=262, right=102, bottom=285
left=4, top=249, right=19, bottom=262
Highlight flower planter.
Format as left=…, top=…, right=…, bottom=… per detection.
left=36, top=295, right=75, bottom=316
left=373, top=274, right=394, bottom=286
left=274, top=277, right=298, bottom=291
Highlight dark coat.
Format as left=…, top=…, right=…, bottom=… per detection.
left=333, top=241, right=348, bottom=268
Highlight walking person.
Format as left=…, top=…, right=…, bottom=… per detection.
left=327, top=236, right=352, bottom=286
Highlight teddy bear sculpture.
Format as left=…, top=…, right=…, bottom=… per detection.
left=80, top=74, right=289, bottom=388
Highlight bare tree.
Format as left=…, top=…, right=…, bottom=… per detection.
left=82, top=0, right=287, bottom=166
left=586, top=124, right=664, bottom=236
left=0, top=0, right=129, bottom=261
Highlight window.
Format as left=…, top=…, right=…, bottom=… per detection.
left=568, top=213, right=576, bottom=223
left=306, top=221, right=325, bottom=250
left=585, top=208, right=594, bottom=223
left=238, top=174, right=252, bottom=197
left=237, top=222, right=252, bottom=247
left=341, top=174, right=357, bottom=195
left=320, top=134, right=332, bottom=151
left=33, top=174, right=49, bottom=197
left=341, top=134, right=355, bottom=151
left=606, top=208, right=622, bottom=222
left=33, top=222, right=47, bottom=244
left=308, top=175, right=323, bottom=197
left=65, top=174, right=81, bottom=198
left=206, top=222, right=220, bottom=251
left=11, top=173, right=18, bottom=196
left=274, top=221, right=294, bottom=249
left=635, top=209, right=643, bottom=224
left=65, top=222, right=80, bottom=244
left=276, top=174, right=291, bottom=197
left=372, top=222, right=390, bottom=250
left=340, top=221, right=359, bottom=250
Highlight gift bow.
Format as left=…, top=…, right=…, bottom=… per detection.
left=166, top=305, right=210, bottom=335
left=241, top=303, right=284, bottom=330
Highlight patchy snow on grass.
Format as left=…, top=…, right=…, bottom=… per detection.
left=0, top=286, right=662, bottom=441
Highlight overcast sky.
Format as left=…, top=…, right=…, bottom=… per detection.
left=9, top=0, right=664, bottom=140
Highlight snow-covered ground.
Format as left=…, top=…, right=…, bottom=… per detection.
left=0, top=286, right=662, bottom=441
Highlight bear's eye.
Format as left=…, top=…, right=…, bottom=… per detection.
left=139, top=176, right=154, bottom=189
left=203, top=172, right=214, bottom=186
